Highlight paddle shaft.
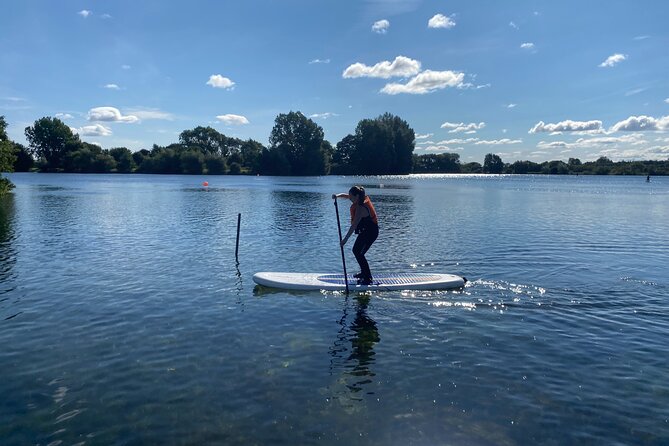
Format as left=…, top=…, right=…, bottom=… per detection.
left=333, top=198, right=350, bottom=294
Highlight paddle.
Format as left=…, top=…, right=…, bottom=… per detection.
left=333, top=197, right=350, bottom=294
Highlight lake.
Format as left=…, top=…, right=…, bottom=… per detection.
left=1, top=172, right=668, bottom=445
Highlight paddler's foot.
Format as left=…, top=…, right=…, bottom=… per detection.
left=353, top=272, right=364, bottom=279
left=357, top=277, right=373, bottom=285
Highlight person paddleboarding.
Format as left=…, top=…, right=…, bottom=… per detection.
left=332, top=186, right=379, bottom=285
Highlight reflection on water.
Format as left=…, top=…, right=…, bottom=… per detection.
left=0, top=195, right=18, bottom=318
left=329, top=294, right=380, bottom=404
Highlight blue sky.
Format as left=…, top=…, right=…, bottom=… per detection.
left=1, top=0, right=668, bottom=163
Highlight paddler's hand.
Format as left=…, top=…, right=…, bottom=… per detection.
left=331, top=194, right=337, bottom=199
left=340, top=236, right=348, bottom=246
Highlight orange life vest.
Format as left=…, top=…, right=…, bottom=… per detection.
left=350, top=196, right=378, bottom=225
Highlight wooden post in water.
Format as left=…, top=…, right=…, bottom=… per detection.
left=235, top=213, right=241, bottom=261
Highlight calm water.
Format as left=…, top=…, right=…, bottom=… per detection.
left=1, top=173, right=668, bottom=445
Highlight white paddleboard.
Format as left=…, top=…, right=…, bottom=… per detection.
left=253, top=272, right=466, bottom=291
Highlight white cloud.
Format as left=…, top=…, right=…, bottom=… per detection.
left=216, top=114, right=249, bottom=125
left=664, top=98, right=669, bottom=104
left=343, top=56, right=421, bottom=79
left=428, top=14, right=456, bottom=29
left=507, top=103, right=517, bottom=108
left=415, top=133, right=433, bottom=140
left=474, top=139, right=522, bottom=145
left=309, top=112, right=339, bottom=120
left=88, top=107, right=139, bottom=123
left=125, top=107, right=175, bottom=121
left=309, top=59, right=331, bottom=64
left=55, top=113, right=73, bottom=120
left=372, top=19, right=390, bottom=34
left=122, top=65, right=131, bottom=70
left=440, top=122, right=486, bottom=133
left=421, top=145, right=464, bottom=152
left=78, top=10, right=92, bottom=18
left=509, top=21, right=519, bottom=29
left=104, top=84, right=120, bottom=90
left=101, top=13, right=112, bottom=19
left=206, top=74, right=235, bottom=89
left=73, top=124, right=112, bottom=136
left=610, top=115, right=669, bottom=132
left=633, top=35, right=650, bottom=40
left=520, top=42, right=535, bottom=50
left=599, top=53, right=627, bottom=68
left=536, top=141, right=570, bottom=150
left=381, top=70, right=465, bottom=95
left=529, top=120, right=604, bottom=133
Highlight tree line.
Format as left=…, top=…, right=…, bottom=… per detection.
left=1, top=112, right=668, bottom=195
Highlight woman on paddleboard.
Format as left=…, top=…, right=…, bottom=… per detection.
left=332, top=186, right=379, bottom=285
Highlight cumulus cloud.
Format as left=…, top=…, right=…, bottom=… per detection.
left=421, top=145, right=464, bottom=152
left=474, top=139, right=522, bottom=145
left=309, top=58, right=331, bottom=64
left=529, top=120, right=604, bottom=134
left=665, top=98, right=669, bottom=104
left=206, top=74, right=235, bottom=89
left=88, top=107, right=139, bottom=123
left=55, top=113, right=73, bottom=120
left=372, top=19, right=390, bottom=34
left=599, top=53, right=627, bottom=68
left=309, top=112, right=339, bottom=120
left=440, top=122, right=486, bottom=133
left=381, top=70, right=465, bottom=95
left=125, top=107, right=175, bottom=121
left=73, top=124, right=112, bottom=136
left=610, top=115, right=669, bottom=132
left=216, top=114, right=249, bottom=125
left=428, top=14, right=456, bottom=29
left=78, top=10, right=92, bottom=18
left=415, top=133, right=433, bottom=140
left=507, top=103, right=517, bottom=108
left=520, top=42, right=535, bottom=50
left=343, top=56, right=421, bottom=79
left=104, top=84, right=120, bottom=90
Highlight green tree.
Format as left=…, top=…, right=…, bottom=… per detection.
left=240, top=139, right=264, bottom=173
left=349, top=113, right=415, bottom=175
left=25, top=117, right=80, bottom=171
left=483, top=153, right=504, bottom=174
left=0, top=116, right=16, bottom=194
left=204, top=154, right=228, bottom=174
left=332, top=134, right=357, bottom=174
left=62, top=143, right=116, bottom=173
left=268, top=111, right=327, bottom=175
left=461, top=162, right=482, bottom=173
left=413, top=153, right=461, bottom=173
left=0, top=116, right=8, bottom=141
left=109, top=147, right=136, bottom=173
left=179, top=126, right=231, bottom=156
left=12, top=143, right=34, bottom=172
left=179, top=150, right=205, bottom=174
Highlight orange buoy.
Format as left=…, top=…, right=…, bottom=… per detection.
left=203, top=181, right=209, bottom=187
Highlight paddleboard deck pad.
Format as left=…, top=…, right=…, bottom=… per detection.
left=253, top=272, right=465, bottom=291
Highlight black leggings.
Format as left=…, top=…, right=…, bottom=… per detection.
left=352, top=226, right=378, bottom=279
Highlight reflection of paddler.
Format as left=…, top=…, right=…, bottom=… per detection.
left=332, top=186, right=379, bottom=285
left=349, top=295, right=380, bottom=371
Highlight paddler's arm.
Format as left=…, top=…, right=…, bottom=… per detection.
left=332, top=193, right=350, bottom=200
left=341, top=205, right=363, bottom=246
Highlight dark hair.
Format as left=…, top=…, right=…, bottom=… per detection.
left=348, top=185, right=365, bottom=204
